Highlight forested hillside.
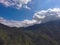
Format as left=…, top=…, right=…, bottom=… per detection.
left=0, top=20, right=60, bottom=45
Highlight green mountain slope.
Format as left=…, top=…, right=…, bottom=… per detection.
left=0, top=20, right=60, bottom=45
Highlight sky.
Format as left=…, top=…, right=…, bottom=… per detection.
left=0, top=0, right=60, bottom=27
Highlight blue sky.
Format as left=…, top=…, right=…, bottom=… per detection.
left=0, top=0, right=60, bottom=27
left=0, top=0, right=60, bottom=20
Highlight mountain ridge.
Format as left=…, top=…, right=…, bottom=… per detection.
left=0, top=20, right=60, bottom=45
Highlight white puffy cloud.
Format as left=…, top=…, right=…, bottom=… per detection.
left=0, top=0, right=31, bottom=9
left=0, top=17, right=37, bottom=27
left=0, top=8, right=60, bottom=27
left=33, top=8, right=60, bottom=23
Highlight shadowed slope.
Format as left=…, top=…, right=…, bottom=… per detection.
left=0, top=20, right=60, bottom=45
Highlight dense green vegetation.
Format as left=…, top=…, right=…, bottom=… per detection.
left=0, top=29, right=58, bottom=45
left=0, top=20, right=60, bottom=45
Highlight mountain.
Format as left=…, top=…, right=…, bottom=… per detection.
left=0, top=20, right=60, bottom=45
left=22, top=20, right=60, bottom=44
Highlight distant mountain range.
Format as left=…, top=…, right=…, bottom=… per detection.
left=0, top=20, right=60, bottom=45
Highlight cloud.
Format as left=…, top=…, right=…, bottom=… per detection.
left=0, top=8, right=60, bottom=27
left=33, top=8, right=60, bottom=23
left=0, top=0, right=31, bottom=9
left=0, top=17, right=37, bottom=27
